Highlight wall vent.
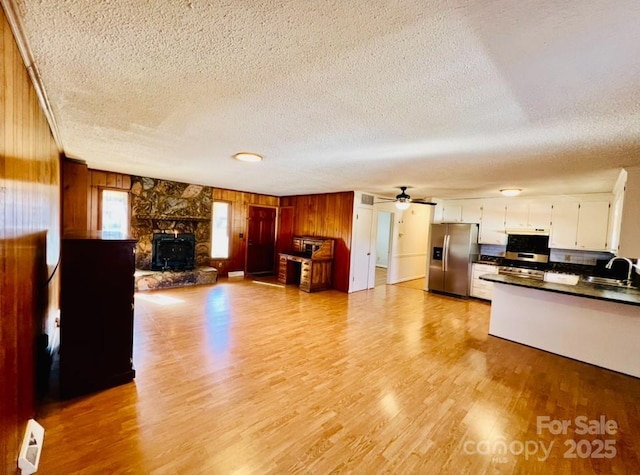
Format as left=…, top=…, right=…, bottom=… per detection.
left=18, top=419, right=44, bottom=475
left=361, top=194, right=374, bottom=206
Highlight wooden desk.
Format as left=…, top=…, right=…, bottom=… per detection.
left=278, top=253, right=332, bottom=292
left=279, top=236, right=334, bottom=292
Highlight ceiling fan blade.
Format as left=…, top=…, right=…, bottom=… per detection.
left=376, top=187, right=436, bottom=206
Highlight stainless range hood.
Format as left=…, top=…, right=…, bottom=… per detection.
left=505, top=233, right=550, bottom=263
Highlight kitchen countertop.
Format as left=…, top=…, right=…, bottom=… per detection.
left=480, top=273, right=640, bottom=307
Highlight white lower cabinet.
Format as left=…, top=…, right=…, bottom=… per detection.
left=471, top=263, right=499, bottom=300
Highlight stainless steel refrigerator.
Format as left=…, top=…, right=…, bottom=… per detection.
left=428, top=223, right=479, bottom=297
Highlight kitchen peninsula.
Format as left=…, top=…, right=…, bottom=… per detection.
left=480, top=274, right=640, bottom=378
left=278, top=236, right=334, bottom=292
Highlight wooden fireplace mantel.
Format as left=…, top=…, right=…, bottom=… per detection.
left=134, top=215, right=210, bottom=221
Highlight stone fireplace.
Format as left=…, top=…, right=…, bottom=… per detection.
left=130, top=176, right=212, bottom=270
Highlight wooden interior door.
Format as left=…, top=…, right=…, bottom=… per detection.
left=246, top=206, right=277, bottom=274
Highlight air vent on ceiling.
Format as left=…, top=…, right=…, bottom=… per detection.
left=361, top=194, right=374, bottom=205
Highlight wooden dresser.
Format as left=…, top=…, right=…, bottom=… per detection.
left=59, top=231, right=137, bottom=398
left=278, top=236, right=334, bottom=292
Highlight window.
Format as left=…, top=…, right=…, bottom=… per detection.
left=101, top=190, right=129, bottom=236
left=211, top=202, right=231, bottom=259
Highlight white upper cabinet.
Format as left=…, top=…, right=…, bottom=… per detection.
left=608, top=191, right=624, bottom=253
left=550, top=200, right=611, bottom=250
left=550, top=202, right=580, bottom=249
left=576, top=201, right=610, bottom=251
left=442, top=201, right=462, bottom=223
left=438, top=199, right=482, bottom=223
left=460, top=199, right=482, bottom=223
left=479, top=201, right=506, bottom=245
left=505, top=202, right=529, bottom=229
left=527, top=202, right=553, bottom=229
left=432, top=201, right=444, bottom=223
left=505, top=201, right=552, bottom=230
left=435, top=194, right=614, bottom=252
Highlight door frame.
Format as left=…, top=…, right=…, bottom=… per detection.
left=375, top=210, right=394, bottom=281
left=377, top=208, right=399, bottom=285
left=370, top=203, right=432, bottom=286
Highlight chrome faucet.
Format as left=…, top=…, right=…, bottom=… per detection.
left=605, top=257, right=635, bottom=285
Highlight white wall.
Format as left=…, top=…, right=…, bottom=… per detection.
left=375, top=211, right=392, bottom=267
left=384, top=204, right=432, bottom=284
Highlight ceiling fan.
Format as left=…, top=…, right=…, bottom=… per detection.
left=376, top=186, right=437, bottom=210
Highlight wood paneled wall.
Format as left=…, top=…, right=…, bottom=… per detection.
left=211, top=188, right=279, bottom=276
left=280, top=192, right=354, bottom=292
left=62, top=164, right=132, bottom=231
left=61, top=158, right=88, bottom=231
left=1, top=8, right=61, bottom=473
left=62, top=174, right=288, bottom=276
left=87, top=169, right=131, bottom=230
left=64, top=172, right=354, bottom=290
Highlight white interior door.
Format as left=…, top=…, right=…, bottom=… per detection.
left=351, top=207, right=373, bottom=292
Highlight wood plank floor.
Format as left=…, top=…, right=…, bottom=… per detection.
left=375, top=266, right=387, bottom=287
left=38, top=279, right=640, bottom=474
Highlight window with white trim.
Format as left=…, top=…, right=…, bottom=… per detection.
left=211, top=201, right=231, bottom=259
left=101, top=190, right=129, bottom=236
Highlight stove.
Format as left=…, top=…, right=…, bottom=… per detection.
left=478, top=254, right=503, bottom=264
left=498, top=266, right=545, bottom=280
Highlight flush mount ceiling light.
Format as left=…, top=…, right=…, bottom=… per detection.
left=500, top=188, right=522, bottom=197
left=233, top=152, right=263, bottom=163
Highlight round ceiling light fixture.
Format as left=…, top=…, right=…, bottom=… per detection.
left=233, top=152, right=263, bottom=162
left=500, top=188, right=522, bottom=197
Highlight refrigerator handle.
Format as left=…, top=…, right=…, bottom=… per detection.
left=443, top=234, right=450, bottom=272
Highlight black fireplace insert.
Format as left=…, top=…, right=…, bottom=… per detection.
left=151, top=233, right=195, bottom=271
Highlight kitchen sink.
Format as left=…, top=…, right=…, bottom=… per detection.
left=582, top=276, right=638, bottom=289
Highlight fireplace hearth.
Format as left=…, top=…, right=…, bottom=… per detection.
left=151, top=233, right=196, bottom=271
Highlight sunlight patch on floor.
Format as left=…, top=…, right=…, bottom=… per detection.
left=135, top=293, right=185, bottom=305
left=252, top=280, right=285, bottom=288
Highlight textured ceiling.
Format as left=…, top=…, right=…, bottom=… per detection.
left=11, top=0, right=640, bottom=199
